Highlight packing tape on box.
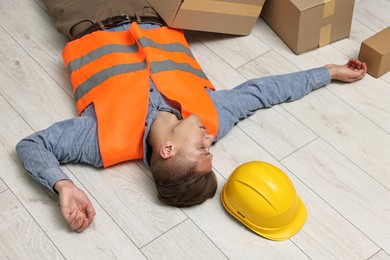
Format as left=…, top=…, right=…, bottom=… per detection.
left=319, top=24, right=332, bottom=46
left=181, top=0, right=262, bottom=17
left=319, top=0, right=335, bottom=46
left=323, top=0, right=336, bottom=18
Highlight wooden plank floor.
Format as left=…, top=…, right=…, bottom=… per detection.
left=1, top=0, right=389, bottom=259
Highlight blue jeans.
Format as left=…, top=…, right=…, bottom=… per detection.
left=106, top=22, right=160, bottom=32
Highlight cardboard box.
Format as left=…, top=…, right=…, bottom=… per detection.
left=147, top=0, right=265, bottom=35
left=358, top=26, right=390, bottom=78
left=261, top=0, right=355, bottom=54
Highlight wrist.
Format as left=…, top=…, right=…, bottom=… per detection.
left=325, top=64, right=337, bottom=80
left=54, top=179, right=74, bottom=193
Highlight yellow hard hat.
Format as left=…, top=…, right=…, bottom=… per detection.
left=221, top=161, right=307, bottom=241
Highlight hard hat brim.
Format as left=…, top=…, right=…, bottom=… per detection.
left=258, top=196, right=307, bottom=241
left=221, top=185, right=307, bottom=241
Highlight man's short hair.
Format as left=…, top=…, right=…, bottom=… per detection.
left=150, top=152, right=217, bottom=207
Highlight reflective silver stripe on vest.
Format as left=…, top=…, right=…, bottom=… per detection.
left=149, top=60, right=208, bottom=80
left=137, top=36, right=208, bottom=80
left=137, top=37, right=195, bottom=59
left=67, top=43, right=139, bottom=75
left=72, top=32, right=206, bottom=102
left=74, top=61, right=147, bottom=102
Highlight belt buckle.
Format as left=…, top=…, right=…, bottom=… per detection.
left=103, top=14, right=131, bottom=29
left=115, top=14, right=131, bottom=26
left=106, top=17, right=114, bottom=27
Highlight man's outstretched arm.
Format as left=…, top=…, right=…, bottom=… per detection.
left=16, top=107, right=102, bottom=232
left=210, top=58, right=367, bottom=141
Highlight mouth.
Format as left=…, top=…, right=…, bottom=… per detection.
left=200, top=125, right=206, bottom=129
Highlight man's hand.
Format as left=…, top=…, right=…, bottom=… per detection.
left=326, top=58, right=367, bottom=83
left=54, top=180, right=96, bottom=232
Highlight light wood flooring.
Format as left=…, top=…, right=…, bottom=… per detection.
left=1, top=0, right=390, bottom=259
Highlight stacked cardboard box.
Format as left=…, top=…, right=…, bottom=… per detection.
left=147, top=0, right=265, bottom=35
left=261, top=0, right=355, bottom=54
left=359, top=26, right=390, bottom=78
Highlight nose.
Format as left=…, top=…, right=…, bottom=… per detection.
left=204, top=134, right=215, bottom=144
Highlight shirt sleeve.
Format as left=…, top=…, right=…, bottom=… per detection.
left=209, top=66, right=331, bottom=141
left=15, top=106, right=103, bottom=193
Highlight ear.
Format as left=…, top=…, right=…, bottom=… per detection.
left=160, top=141, right=175, bottom=159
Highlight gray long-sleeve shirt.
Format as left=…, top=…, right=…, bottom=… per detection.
left=16, top=67, right=331, bottom=193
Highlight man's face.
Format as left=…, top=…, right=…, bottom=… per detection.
left=171, top=115, right=215, bottom=173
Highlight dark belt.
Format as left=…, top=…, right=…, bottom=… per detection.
left=74, top=14, right=164, bottom=39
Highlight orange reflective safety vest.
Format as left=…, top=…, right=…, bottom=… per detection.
left=62, top=22, right=219, bottom=167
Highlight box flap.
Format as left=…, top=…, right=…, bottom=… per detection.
left=179, top=0, right=263, bottom=17
left=218, top=0, right=264, bottom=4
left=147, top=0, right=183, bottom=25
left=291, top=0, right=325, bottom=11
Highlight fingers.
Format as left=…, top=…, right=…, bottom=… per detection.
left=347, top=58, right=361, bottom=70
left=347, top=58, right=354, bottom=68
left=352, top=61, right=367, bottom=80
left=344, top=58, right=367, bottom=82
left=348, top=67, right=367, bottom=82
left=361, top=62, right=368, bottom=76
left=348, top=58, right=367, bottom=73
left=75, top=219, right=91, bottom=233
left=65, top=208, right=92, bottom=232
left=85, top=203, right=96, bottom=223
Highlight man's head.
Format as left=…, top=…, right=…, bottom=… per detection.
left=150, top=115, right=217, bottom=207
